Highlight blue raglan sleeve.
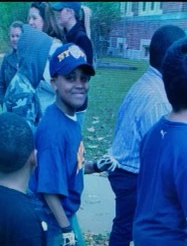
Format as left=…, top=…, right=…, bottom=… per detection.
left=35, top=142, right=69, bottom=197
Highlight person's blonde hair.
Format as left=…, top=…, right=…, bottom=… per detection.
left=80, top=5, right=92, bottom=39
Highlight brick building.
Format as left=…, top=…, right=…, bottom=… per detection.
left=108, top=2, right=187, bottom=59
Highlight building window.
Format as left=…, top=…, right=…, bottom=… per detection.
left=119, top=43, right=123, bottom=53
left=151, top=2, right=155, bottom=11
left=139, top=2, right=162, bottom=15
left=111, top=37, right=117, bottom=48
left=144, top=45, right=149, bottom=58
left=120, top=2, right=133, bottom=17
left=143, top=2, right=146, bottom=11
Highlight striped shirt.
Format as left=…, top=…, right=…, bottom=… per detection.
left=108, top=66, right=171, bottom=174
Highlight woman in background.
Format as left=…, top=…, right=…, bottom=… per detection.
left=28, top=2, right=64, bottom=114
left=28, top=1, right=64, bottom=41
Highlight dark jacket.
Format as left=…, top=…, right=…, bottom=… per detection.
left=65, top=21, right=94, bottom=112
left=65, top=22, right=93, bottom=65
left=0, top=49, right=18, bottom=106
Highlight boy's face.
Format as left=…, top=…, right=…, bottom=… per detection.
left=51, top=67, right=90, bottom=115
left=54, top=8, right=71, bottom=27
left=9, top=27, right=22, bottom=50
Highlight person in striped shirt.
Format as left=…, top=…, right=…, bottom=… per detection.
left=104, top=25, right=186, bottom=246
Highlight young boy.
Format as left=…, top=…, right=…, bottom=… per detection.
left=3, top=24, right=53, bottom=130
left=0, top=112, right=47, bottom=246
left=133, top=37, right=187, bottom=246
left=29, top=43, right=114, bottom=246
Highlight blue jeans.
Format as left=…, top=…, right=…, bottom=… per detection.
left=28, top=191, right=86, bottom=246
left=108, top=168, right=138, bottom=246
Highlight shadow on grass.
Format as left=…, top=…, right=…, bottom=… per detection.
left=96, top=60, right=138, bottom=70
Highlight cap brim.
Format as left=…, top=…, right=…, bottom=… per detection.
left=51, top=2, right=65, bottom=11
left=78, top=64, right=95, bottom=76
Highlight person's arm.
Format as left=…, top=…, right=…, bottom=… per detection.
left=43, top=194, right=76, bottom=245
left=84, top=155, right=119, bottom=174
left=84, top=161, right=96, bottom=174
left=43, top=193, right=70, bottom=228
left=3, top=75, right=42, bottom=130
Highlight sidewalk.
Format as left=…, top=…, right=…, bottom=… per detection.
left=78, top=173, right=134, bottom=246
left=77, top=173, right=115, bottom=235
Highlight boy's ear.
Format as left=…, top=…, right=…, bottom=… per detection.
left=51, top=78, right=57, bottom=91
left=27, top=149, right=37, bottom=169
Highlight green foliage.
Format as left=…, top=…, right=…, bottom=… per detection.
left=0, top=2, right=30, bottom=52
left=0, top=2, right=121, bottom=55
left=84, top=231, right=110, bottom=245
left=84, top=2, right=121, bottom=58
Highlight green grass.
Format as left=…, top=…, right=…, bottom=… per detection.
left=83, top=58, right=149, bottom=161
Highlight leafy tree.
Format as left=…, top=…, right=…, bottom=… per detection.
left=84, top=2, right=121, bottom=59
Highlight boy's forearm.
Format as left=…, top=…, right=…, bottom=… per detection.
left=84, top=161, right=95, bottom=174
left=43, top=193, right=70, bottom=229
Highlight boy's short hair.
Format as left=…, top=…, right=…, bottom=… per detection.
left=9, top=20, right=24, bottom=30
left=162, top=36, right=187, bottom=112
left=0, top=112, right=34, bottom=173
left=149, top=25, right=186, bottom=72
left=49, top=43, right=95, bottom=77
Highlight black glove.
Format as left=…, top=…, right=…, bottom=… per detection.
left=93, top=154, right=119, bottom=172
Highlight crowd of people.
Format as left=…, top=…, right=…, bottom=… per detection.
left=1, top=2, right=187, bottom=246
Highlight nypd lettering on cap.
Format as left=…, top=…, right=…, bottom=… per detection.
left=49, top=43, right=95, bottom=77
left=57, top=45, right=86, bottom=63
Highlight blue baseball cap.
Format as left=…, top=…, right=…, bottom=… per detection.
left=50, top=43, right=95, bottom=77
left=51, top=2, right=81, bottom=15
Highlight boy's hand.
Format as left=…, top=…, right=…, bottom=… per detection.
left=62, top=231, right=76, bottom=245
